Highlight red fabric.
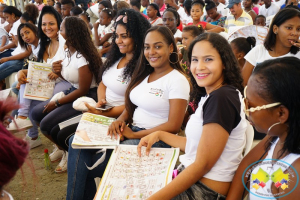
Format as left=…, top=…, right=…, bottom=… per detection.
left=141, top=13, right=149, bottom=20
left=187, top=21, right=207, bottom=30
left=177, top=21, right=183, bottom=31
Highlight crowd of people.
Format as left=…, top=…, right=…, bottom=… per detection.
left=1, top=0, right=300, bottom=199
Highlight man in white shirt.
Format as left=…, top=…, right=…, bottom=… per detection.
left=259, top=0, right=280, bottom=18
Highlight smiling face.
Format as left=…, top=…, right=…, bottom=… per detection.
left=20, top=27, right=36, bottom=44
left=274, top=16, right=300, bottom=48
left=115, top=24, right=134, bottom=54
left=190, top=40, right=224, bottom=94
left=42, top=13, right=59, bottom=39
left=144, top=31, right=173, bottom=69
left=191, top=4, right=203, bottom=21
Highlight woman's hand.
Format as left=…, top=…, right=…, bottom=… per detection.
left=48, top=72, right=59, bottom=80
left=85, top=102, right=102, bottom=115
left=52, top=60, right=63, bottom=74
left=0, top=46, right=5, bottom=52
left=137, top=131, right=160, bottom=156
left=43, top=101, right=57, bottom=113
left=291, top=39, right=300, bottom=48
left=17, top=70, right=29, bottom=84
left=16, top=82, right=21, bottom=90
left=93, top=21, right=100, bottom=29
left=0, top=57, right=9, bottom=63
left=96, top=99, right=106, bottom=107
left=107, top=120, right=126, bottom=139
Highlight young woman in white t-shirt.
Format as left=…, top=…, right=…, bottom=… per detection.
left=242, top=8, right=300, bottom=86
left=31, top=16, right=102, bottom=173
left=137, top=33, right=247, bottom=199
left=227, top=57, right=300, bottom=199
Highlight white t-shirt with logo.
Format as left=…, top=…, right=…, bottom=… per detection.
left=130, top=69, right=190, bottom=129
left=245, top=44, right=300, bottom=67
left=259, top=3, right=280, bottom=18
left=102, top=58, right=130, bottom=106
left=61, top=50, right=97, bottom=89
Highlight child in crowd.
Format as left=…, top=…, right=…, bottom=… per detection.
left=70, top=6, right=83, bottom=16
left=61, top=0, right=75, bottom=18
left=254, top=14, right=266, bottom=26
left=0, top=22, right=39, bottom=81
left=21, top=4, right=39, bottom=25
left=47, top=0, right=55, bottom=6
left=147, top=3, right=163, bottom=26
left=54, top=2, right=61, bottom=14
left=187, top=0, right=224, bottom=32
left=242, top=8, right=300, bottom=85
left=138, top=32, right=247, bottom=199
left=231, top=37, right=256, bottom=69
left=179, top=25, right=204, bottom=73
left=163, top=8, right=182, bottom=39
left=0, top=6, right=22, bottom=58
left=31, top=16, right=102, bottom=173
left=203, top=0, right=226, bottom=27
left=227, top=57, right=300, bottom=199
left=94, top=8, right=114, bottom=56
left=35, top=0, right=45, bottom=11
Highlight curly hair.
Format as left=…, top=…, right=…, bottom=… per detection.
left=101, top=9, right=151, bottom=80
left=17, top=23, right=38, bottom=49
left=125, top=26, right=187, bottom=124
left=64, top=16, right=102, bottom=83
left=22, top=4, right=39, bottom=24
left=188, top=33, right=243, bottom=108
left=37, top=6, right=62, bottom=62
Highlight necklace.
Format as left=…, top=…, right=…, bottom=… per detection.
left=0, top=190, right=4, bottom=198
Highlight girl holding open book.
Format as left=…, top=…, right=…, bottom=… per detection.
left=30, top=16, right=102, bottom=173
left=66, top=14, right=190, bottom=200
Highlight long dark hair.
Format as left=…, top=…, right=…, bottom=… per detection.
left=188, top=33, right=243, bottom=107
left=64, top=17, right=102, bottom=83
left=125, top=26, right=186, bottom=124
left=252, top=57, right=300, bottom=157
left=37, top=6, right=62, bottom=62
left=264, top=8, right=300, bottom=54
left=101, top=9, right=151, bottom=80
left=17, top=23, right=38, bottom=49
left=3, top=6, right=22, bottom=17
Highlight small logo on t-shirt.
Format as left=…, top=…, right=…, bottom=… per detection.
left=117, top=75, right=129, bottom=84
left=149, top=88, right=164, bottom=97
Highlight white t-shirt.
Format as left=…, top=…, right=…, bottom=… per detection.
left=259, top=3, right=280, bottom=18
left=174, top=29, right=182, bottom=38
left=150, top=17, right=163, bottom=26
left=177, top=6, right=190, bottom=24
left=29, top=40, right=40, bottom=60
left=45, top=34, right=66, bottom=64
left=0, top=20, right=8, bottom=29
left=11, top=42, right=26, bottom=56
left=130, top=69, right=190, bottom=129
left=217, top=3, right=229, bottom=17
left=102, top=21, right=114, bottom=43
left=8, top=19, right=21, bottom=49
left=273, top=0, right=285, bottom=8
left=179, top=86, right=247, bottom=182
left=102, top=58, right=130, bottom=106
left=245, top=44, right=300, bottom=67
left=61, top=50, right=97, bottom=89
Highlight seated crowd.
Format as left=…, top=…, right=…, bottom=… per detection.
left=1, top=0, right=300, bottom=199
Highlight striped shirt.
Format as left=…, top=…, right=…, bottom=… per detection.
left=224, top=10, right=253, bottom=33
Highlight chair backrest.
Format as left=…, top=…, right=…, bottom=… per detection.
left=244, top=121, right=254, bottom=156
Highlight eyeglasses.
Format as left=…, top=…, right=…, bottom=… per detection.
left=243, top=86, right=281, bottom=117
left=116, top=14, right=128, bottom=24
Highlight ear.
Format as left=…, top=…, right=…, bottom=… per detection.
left=277, top=105, right=289, bottom=124
left=238, top=52, right=245, bottom=60
left=169, top=43, right=174, bottom=54
left=273, top=25, right=278, bottom=34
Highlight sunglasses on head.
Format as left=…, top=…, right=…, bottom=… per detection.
left=116, top=13, right=128, bottom=23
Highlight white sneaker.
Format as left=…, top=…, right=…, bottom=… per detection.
left=55, top=151, right=68, bottom=173
left=24, top=135, right=42, bottom=149
left=7, top=117, right=33, bottom=131
left=49, top=145, right=64, bottom=163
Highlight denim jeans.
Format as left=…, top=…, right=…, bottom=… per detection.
left=67, top=126, right=171, bottom=200
left=0, top=59, right=24, bottom=80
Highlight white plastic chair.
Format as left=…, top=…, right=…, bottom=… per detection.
left=244, top=121, right=254, bottom=156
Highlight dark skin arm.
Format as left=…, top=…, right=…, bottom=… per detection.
left=43, top=65, right=93, bottom=113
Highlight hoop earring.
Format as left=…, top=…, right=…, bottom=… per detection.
left=266, top=122, right=281, bottom=135
left=169, top=52, right=180, bottom=65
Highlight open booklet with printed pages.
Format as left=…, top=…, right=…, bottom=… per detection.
left=23, top=61, right=55, bottom=101
left=94, top=145, right=180, bottom=200
left=71, top=113, right=120, bottom=149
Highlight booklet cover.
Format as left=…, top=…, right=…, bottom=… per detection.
left=71, top=113, right=119, bottom=149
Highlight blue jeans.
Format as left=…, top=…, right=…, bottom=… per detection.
left=67, top=126, right=171, bottom=200
left=0, top=59, right=24, bottom=80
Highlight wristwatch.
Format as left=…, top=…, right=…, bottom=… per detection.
left=55, top=99, right=61, bottom=107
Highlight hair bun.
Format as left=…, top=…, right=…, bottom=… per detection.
left=246, top=37, right=256, bottom=48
